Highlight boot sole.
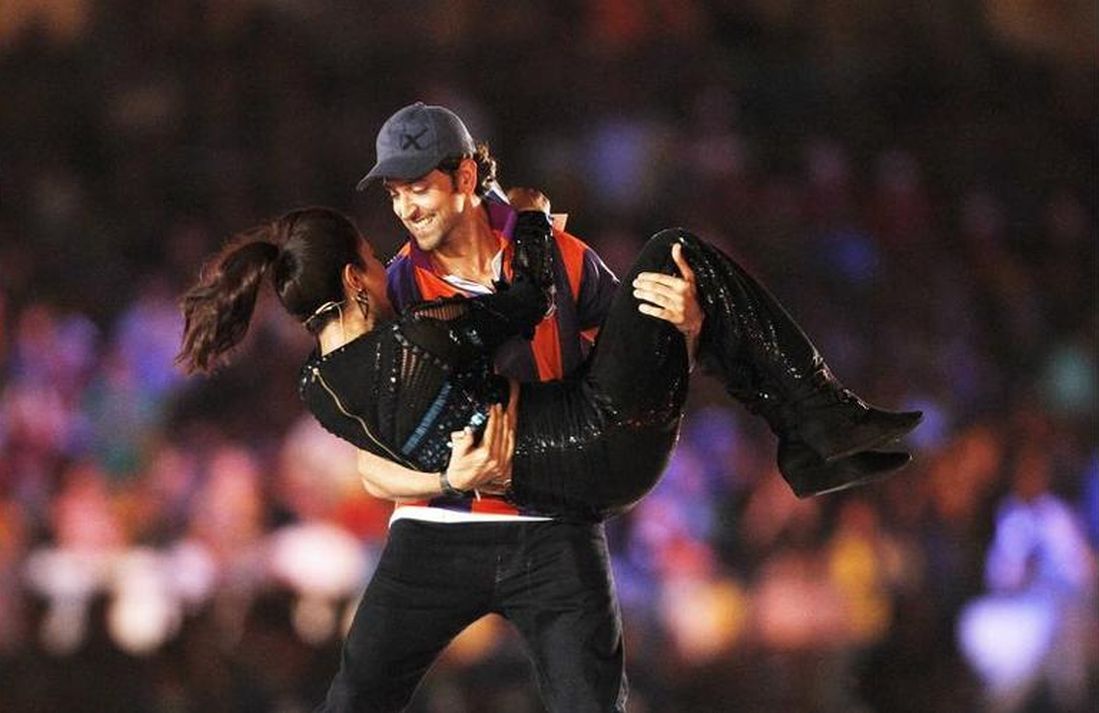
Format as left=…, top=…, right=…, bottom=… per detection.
left=780, top=441, right=913, bottom=498
left=818, top=412, right=923, bottom=464
left=787, top=451, right=912, bottom=498
left=792, top=466, right=900, bottom=498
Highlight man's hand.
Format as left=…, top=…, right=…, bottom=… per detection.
left=506, top=187, right=551, bottom=214
left=632, top=242, right=703, bottom=358
left=445, top=403, right=515, bottom=495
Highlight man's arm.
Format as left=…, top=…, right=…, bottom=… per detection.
left=356, top=401, right=515, bottom=500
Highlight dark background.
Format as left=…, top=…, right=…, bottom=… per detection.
left=0, top=2, right=1095, bottom=712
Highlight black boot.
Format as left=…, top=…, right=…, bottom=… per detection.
left=751, top=369, right=923, bottom=463
left=722, top=370, right=918, bottom=495
left=778, top=441, right=911, bottom=498
left=674, top=230, right=921, bottom=482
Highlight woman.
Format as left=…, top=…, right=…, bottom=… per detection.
left=178, top=204, right=920, bottom=519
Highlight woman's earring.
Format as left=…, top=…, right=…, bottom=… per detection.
left=354, top=288, right=370, bottom=318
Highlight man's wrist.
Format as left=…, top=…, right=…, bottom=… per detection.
left=439, top=470, right=464, bottom=498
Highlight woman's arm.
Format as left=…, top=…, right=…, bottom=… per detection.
left=404, top=210, right=555, bottom=352
left=356, top=402, right=515, bottom=500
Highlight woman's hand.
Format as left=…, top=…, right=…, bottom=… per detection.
left=445, top=403, right=515, bottom=494
left=506, top=186, right=551, bottom=214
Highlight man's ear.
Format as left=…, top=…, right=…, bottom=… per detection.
left=456, top=157, right=478, bottom=196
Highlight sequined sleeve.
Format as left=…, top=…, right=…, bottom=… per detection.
left=402, top=276, right=548, bottom=360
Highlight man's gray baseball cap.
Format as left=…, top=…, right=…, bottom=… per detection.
left=356, top=102, right=476, bottom=190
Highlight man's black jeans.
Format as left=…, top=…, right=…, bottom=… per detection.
left=316, top=518, right=627, bottom=713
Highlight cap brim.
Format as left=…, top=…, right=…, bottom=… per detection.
left=355, top=155, right=437, bottom=191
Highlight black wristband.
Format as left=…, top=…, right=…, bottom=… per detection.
left=439, top=470, right=464, bottom=498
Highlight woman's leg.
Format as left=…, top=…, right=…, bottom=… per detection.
left=671, top=229, right=921, bottom=494
left=584, top=228, right=920, bottom=454
left=512, top=229, right=919, bottom=514
left=583, top=230, right=693, bottom=424
left=577, top=228, right=919, bottom=499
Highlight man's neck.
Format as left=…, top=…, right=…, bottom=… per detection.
left=428, top=201, right=499, bottom=286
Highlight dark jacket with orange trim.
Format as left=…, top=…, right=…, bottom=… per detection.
left=385, top=199, right=618, bottom=384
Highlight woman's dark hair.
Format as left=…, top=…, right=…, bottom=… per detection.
left=177, top=207, right=365, bottom=374
left=437, top=142, right=497, bottom=197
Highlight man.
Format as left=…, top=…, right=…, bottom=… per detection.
left=320, top=102, right=915, bottom=713
left=314, top=102, right=700, bottom=713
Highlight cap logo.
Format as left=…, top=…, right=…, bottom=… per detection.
left=399, top=128, right=428, bottom=151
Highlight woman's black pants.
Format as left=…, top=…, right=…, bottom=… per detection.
left=512, top=227, right=829, bottom=518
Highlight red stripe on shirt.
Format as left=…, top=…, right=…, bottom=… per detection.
left=470, top=496, right=524, bottom=515
left=530, top=315, right=563, bottom=381
left=555, top=229, right=587, bottom=303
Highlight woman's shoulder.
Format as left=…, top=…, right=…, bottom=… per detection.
left=305, top=323, right=394, bottom=365
left=298, top=323, right=396, bottom=389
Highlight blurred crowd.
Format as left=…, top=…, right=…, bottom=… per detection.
left=0, top=2, right=1096, bottom=712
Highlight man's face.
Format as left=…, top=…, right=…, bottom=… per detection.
left=383, top=169, right=467, bottom=253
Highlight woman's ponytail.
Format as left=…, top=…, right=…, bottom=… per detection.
left=177, top=230, right=281, bottom=374
left=178, top=206, right=367, bottom=374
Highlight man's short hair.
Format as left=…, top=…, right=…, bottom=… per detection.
left=436, top=142, right=497, bottom=198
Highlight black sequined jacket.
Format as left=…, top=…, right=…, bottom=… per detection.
left=299, top=288, right=540, bottom=474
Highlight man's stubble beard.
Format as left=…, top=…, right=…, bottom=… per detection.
left=411, top=230, right=445, bottom=253
left=408, top=211, right=460, bottom=254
